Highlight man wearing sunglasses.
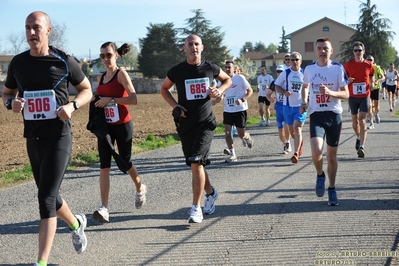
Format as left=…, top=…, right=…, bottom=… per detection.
left=284, top=53, right=291, bottom=69
left=344, top=41, right=374, bottom=158
left=275, top=52, right=306, bottom=164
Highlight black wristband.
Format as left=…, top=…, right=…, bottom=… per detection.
left=241, top=98, right=245, bottom=102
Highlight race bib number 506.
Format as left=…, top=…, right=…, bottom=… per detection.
left=23, top=89, right=57, bottom=120
left=185, top=77, right=210, bottom=100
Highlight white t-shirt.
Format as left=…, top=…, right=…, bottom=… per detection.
left=224, top=74, right=250, bottom=113
left=274, top=68, right=304, bottom=107
left=257, top=74, right=274, bottom=97
left=385, top=69, right=398, bottom=86
left=303, top=61, right=347, bottom=115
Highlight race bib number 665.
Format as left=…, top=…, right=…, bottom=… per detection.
left=185, top=77, right=210, bottom=100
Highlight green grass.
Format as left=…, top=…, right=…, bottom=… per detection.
left=0, top=165, right=33, bottom=188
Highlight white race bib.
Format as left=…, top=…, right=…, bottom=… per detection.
left=23, top=90, right=57, bottom=120
left=185, top=78, right=210, bottom=100
left=104, top=103, right=120, bottom=123
left=352, top=82, right=366, bottom=95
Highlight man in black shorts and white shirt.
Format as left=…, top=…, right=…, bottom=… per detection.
left=213, top=60, right=254, bottom=163
left=160, top=34, right=231, bottom=223
left=257, top=66, right=274, bottom=126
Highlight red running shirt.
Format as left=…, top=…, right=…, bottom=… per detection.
left=96, top=70, right=131, bottom=124
left=344, top=59, right=374, bottom=98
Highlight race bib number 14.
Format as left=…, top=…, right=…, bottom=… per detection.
left=185, top=77, right=210, bottom=100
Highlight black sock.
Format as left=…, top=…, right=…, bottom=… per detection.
left=317, top=171, right=325, bottom=177
left=328, top=187, right=335, bottom=190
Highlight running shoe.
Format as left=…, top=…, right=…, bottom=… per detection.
left=242, top=138, right=248, bottom=147
left=265, top=119, right=271, bottom=126
left=291, top=153, right=299, bottom=164
left=376, top=114, right=380, bottom=123
left=93, top=205, right=109, bottom=223
left=357, top=147, right=365, bottom=158
left=135, top=184, right=147, bottom=209
left=367, top=123, right=374, bottom=129
left=298, top=140, right=304, bottom=157
left=283, top=145, right=288, bottom=154
left=223, top=148, right=231, bottom=155
left=328, top=189, right=339, bottom=206
left=259, top=118, right=265, bottom=126
left=188, top=205, right=203, bottom=223
left=203, top=187, right=219, bottom=215
left=225, top=155, right=238, bottom=163
left=286, top=142, right=292, bottom=152
left=355, top=139, right=360, bottom=151
left=70, top=213, right=87, bottom=254
left=315, top=173, right=326, bottom=197
left=245, top=134, right=254, bottom=148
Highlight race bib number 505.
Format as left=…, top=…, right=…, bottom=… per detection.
left=185, top=77, right=210, bottom=100
left=23, top=89, right=57, bottom=120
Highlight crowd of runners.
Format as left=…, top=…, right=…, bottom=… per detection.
left=2, top=10, right=398, bottom=266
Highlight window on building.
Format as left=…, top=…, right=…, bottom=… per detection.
left=261, top=61, right=265, bottom=66
left=323, top=26, right=329, bottom=32
left=305, top=42, right=314, bottom=52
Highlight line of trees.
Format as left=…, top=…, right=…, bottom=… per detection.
left=2, top=1, right=397, bottom=77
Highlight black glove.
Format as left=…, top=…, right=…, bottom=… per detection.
left=172, top=106, right=182, bottom=122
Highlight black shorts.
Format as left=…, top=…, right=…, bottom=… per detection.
left=258, top=96, right=271, bottom=106
left=223, top=111, right=247, bottom=128
left=309, top=111, right=342, bottom=147
left=177, top=118, right=216, bottom=166
left=386, top=85, right=396, bottom=94
left=349, top=97, right=369, bottom=114
left=370, top=89, right=380, bottom=100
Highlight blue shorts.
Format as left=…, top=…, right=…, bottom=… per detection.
left=275, top=103, right=284, bottom=129
left=283, top=105, right=307, bottom=125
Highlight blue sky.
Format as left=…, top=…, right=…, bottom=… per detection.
left=1, top=0, right=398, bottom=61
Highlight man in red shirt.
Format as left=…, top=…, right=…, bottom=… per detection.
left=344, top=41, right=374, bottom=158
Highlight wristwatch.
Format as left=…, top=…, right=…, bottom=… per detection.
left=241, top=98, right=246, bottom=102
left=5, top=98, right=13, bottom=110
left=110, top=98, right=116, bottom=104
left=72, top=100, right=79, bottom=110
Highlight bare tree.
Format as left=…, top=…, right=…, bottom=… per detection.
left=7, top=32, right=26, bottom=55
left=49, top=21, right=68, bottom=51
left=6, top=20, right=68, bottom=55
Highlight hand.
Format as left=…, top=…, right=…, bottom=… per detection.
left=56, top=103, right=74, bottom=121
left=208, top=87, right=221, bottom=98
left=11, top=98, right=26, bottom=113
left=299, top=104, right=307, bottom=114
left=94, top=97, right=112, bottom=108
left=349, top=77, right=355, bottom=83
left=319, top=84, right=331, bottom=95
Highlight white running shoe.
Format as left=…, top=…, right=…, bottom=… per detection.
left=265, top=120, right=270, bottom=126
left=188, top=205, right=203, bottom=223
left=245, top=134, right=254, bottom=148
left=223, top=148, right=231, bottom=155
left=203, top=187, right=219, bottom=215
left=93, top=205, right=109, bottom=223
left=135, top=184, right=147, bottom=209
left=259, top=118, right=265, bottom=126
left=225, top=155, right=238, bottom=163
left=70, top=213, right=87, bottom=254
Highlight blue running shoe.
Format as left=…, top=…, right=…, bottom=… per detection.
left=328, top=189, right=339, bottom=206
left=316, top=173, right=326, bottom=197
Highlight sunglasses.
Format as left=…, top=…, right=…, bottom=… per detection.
left=276, top=70, right=283, bottom=73
left=367, top=59, right=373, bottom=61
left=99, top=53, right=113, bottom=59
left=285, top=58, right=290, bottom=61
left=290, top=58, right=300, bottom=61
left=353, top=49, right=363, bottom=53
